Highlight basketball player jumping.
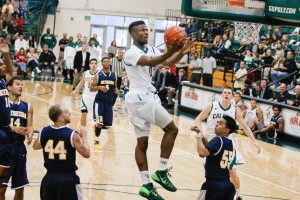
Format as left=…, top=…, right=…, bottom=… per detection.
left=123, top=21, right=194, bottom=199
left=191, top=86, right=262, bottom=200
left=0, top=77, right=33, bottom=200
left=0, top=39, right=14, bottom=197
left=71, top=59, right=98, bottom=127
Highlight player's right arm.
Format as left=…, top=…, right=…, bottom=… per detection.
left=73, top=126, right=90, bottom=158
left=0, top=38, right=13, bottom=82
left=191, top=103, right=212, bottom=137
left=33, top=133, right=42, bottom=150
left=90, top=74, right=108, bottom=93
left=195, top=132, right=210, bottom=158
left=71, top=72, right=85, bottom=95
left=256, top=108, right=264, bottom=125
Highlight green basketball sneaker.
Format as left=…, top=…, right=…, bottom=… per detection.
left=139, top=183, right=164, bottom=200
left=151, top=168, right=177, bottom=192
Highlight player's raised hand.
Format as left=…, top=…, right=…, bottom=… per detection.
left=78, top=126, right=87, bottom=139
left=180, top=38, right=195, bottom=55
left=0, top=38, right=9, bottom=54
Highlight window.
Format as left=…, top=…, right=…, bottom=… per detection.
left=155, top=32, right=165, bottom=50
left=115, top=29, right=128, bottom=47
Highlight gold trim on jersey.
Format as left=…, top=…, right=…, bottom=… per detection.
left=0, top=89, right=9, bottom=96
left=10, top=111, right=27, bottom=119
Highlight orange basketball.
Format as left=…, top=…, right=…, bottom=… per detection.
left=164, top=26, right=187, bottom=46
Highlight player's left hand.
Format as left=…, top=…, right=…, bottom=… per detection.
left=27, top=133, right=33, bottom=145
left=191, top=125, right=200, bottom=133
left=255, top=142, right=262, bottom=154
left=115, top=89, right=120, bottom=95
left=180, top=38, right=195, bottom=55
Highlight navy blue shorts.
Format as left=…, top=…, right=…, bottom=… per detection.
left=3, top=143, right=29, bottom=189
left=93, top=101, right=113, bottom=127
left=0, top=128, right=12, bottom=168
left=197, top=180, right=235, bottom=200
left=41, top=171, right=83, bottom=200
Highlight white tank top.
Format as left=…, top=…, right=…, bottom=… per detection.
left=245, top=108, right=258, bottom=126
left=83, top=70, right=98, bottom=96
left=206, top=102, right=237, bottom=140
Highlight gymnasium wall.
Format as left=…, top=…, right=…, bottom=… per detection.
left=42, top=0, right=182, bottom=57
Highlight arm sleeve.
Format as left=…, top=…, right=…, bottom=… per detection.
left=123, top=48, right=142, bottom=67
left=205, top=137, right=222, bottom=156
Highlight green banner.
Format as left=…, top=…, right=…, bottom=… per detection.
left=265, top=0, right=300, bottom=23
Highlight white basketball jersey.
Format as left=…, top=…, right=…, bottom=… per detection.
left=206, top=102, right=237, bottom=140
left=245, top=108, right=258, bottom=126
left=83, top=70, right=98, bottom=96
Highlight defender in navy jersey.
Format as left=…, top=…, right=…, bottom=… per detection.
left=33, top=104, right=90, bottom=200
left=195, top=116, right=237, bottom=200
left=0, top=38, right=14, bottom=186
left=0, top=77, right=33, bottom=200
left=254, top=105, right=284, bottom=139
left=90, top=57, right=119, bottom=148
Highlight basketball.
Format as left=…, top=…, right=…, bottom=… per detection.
left=164, top=26, right=187, bottom=46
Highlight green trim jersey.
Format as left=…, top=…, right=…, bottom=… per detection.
left=206, top=102, right=237, bottom=141
left=83, top=70, right=98, bottom=96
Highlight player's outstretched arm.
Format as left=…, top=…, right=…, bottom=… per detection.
left=27, top=105, right=34, bottom=145
left=195, top=133, right=210, bottom=158
left=73, top=126, right=90, bottom=158
left=0, top=39, right=13, bottom=82
left=191, top=103, right=212, bottom=137
left=71, top=72, right=85, bottom=95
left=236, top=109, right=261, bottom=154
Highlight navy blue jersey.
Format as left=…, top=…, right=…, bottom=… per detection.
left=10, top=100, right=29, bottom=143
left=0, top=79, right=11, bottom=128
left=270, top=115, right=282, bottom=129
left=40, top=126, right=78, bottom=172
left=95, top=70, right=116, bottom=103
left=205, top=136, right=234, bottom=181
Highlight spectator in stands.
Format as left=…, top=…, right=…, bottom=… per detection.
left=64, top=36, right=77, bottom=84
left=27, top=35, right=36, bottom=50
left=213, top=23, right=224, bottom=37
left=262, top=33, right=273, bottom=48
left=111, top=49, right=124, bottom=90
left=20, top=0, right=30, bottom=19
left=27, top=47, right=39, bottom=77
left=252, top=53, right=262, bottom=81
left=244, top=49, right=253, bottom=71
left=189, top=52, right=202, bottom=84
left=259, top=79, right=273, bottom=100
left=270, top=50, right=285, bottom=79
left=1, top=0, right=14, bottom=14
left=254, top=105, right=284, bottom=139
left=108, top=40, right=117, bottom=58
left=243, top=99, right=264, bottom=132
left=260, top=25, right=273, bottom=41
left=58, top=32, right=68, bottom=58
left=291, top=27, right=300, bottom=36
left=1, top=8, right=12, bottom=29
left=15, top=14, right=23, bottom=34
left=82, top=36, right=88, bottom=46
left=281, top=35, right=289, bottom=50
left=252, top=82, right=260, bottom=97
left=273, top=26, right=282, bottom=39
left=270, top=34, right=279, bottom=53
left=271, top=51, right=297, bottom=85
left=39, top=44, right=56, bottom=77
left=211, top=35, right=222, bottom=56
left=11, top=0, right=19, bottom=15
left=74, top=33, right=83, bottom=51
left=291, top=85, right=300, bottom=107
left=202, top=50, right=216, bottom=87
left=92, top=34, right=100, bottom=46
left=262, top=49, right=274, bottom=79
left=234, top=61, right=247, bottom=91
left=274, top=83, right=291, bottom=104
left=6, top=20, right=19, bottom=45
left=88, top=37, right=101, bottom=67
left=14, top=33, right=27, bottom=54
left=73, top=43, right=90, bottom=91
left=212, top=34, right=231, bottom=60
left=157, top=66, right=176, bottom=106
left=245, top=37, right=256, bottom=53
left=232, top=91, right=244, bottom=111
left=257, top=43, right=265, bottom=58
left=152, top=65, right=161, bottom=89
left=243, top=79, right=256, bottom=97
left=40, top=28, right=57, bottom=51
left=167, top=69, right=187, bottom=108
left=275, top=41, right=285, bottom=56
left=176, top=54, right=188, bottom=76
left=15, top=47, right=26, bottom=75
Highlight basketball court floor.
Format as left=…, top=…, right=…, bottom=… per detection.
left=5, top=79, right=300, bottom=200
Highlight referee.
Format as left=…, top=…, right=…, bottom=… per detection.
left=111, top=49, right=125, bottom=90
left=111, top=49, right=125, bottom=105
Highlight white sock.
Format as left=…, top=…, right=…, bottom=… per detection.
left=158, top=158, right=168, bottom=171
left=236, top=188, right=241, bottom=197
left=140, top=171, right=151, bottom=185
left=94, top=136, right=100, bottom=142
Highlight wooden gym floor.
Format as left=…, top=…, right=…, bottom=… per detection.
left=5, top=79, right=300, bottom=200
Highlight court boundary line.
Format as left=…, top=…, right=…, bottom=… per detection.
left=25, top=92, right=300, bottom=197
